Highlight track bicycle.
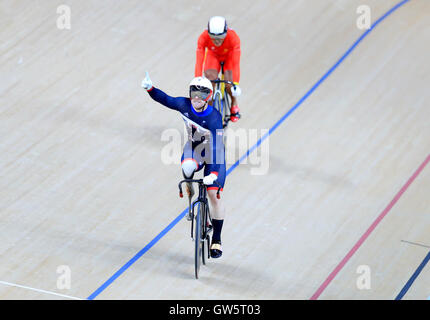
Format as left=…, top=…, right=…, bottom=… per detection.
left=211, top=62, right=240, bottom=128
left=178, top=179, right=222, bottom=279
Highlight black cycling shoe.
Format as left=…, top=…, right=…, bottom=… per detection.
left=210, top=241, right=222, bottom=258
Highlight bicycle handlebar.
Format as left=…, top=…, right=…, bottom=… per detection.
left=210, top=79, right=236, bottom=88
left=178, top=179, right=222, bottom=199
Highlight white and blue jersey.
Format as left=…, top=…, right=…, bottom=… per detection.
left=147, top=87, right=226, bottom=189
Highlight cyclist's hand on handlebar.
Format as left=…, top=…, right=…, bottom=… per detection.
left=231, top=84, right=241, bottom=97
left=203, top=173, right=218, bottom=185
left=141, top=71, right=153, bottom=91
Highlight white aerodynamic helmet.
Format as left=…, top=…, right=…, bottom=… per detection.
left=189, top=77, right=213, bottom=101
left=208, top=16, right=227, bottom=37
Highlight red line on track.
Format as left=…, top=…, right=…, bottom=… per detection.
left=310, top=153, right=430, bottom=300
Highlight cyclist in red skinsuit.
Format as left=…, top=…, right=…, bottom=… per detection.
left=195, top=16, right=242, bottom=122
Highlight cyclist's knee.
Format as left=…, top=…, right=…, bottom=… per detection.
left=181, top=158, right=197, bottom=178
left=224, top=70, right=233, bottom=82
left=204, top=69, right=218, bottom=80
left=207, top=189, right=222, bottom=205
left=207, top=190, right=225, bottom=219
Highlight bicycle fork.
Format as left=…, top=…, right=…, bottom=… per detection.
left=190, top=202, right=212, bottom=244
left=190, top=198, right=205, bottom=241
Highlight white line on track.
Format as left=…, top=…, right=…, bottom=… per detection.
left=0, top=280, right=84, bottom=300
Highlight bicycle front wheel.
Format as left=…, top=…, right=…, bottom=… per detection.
left=213, top=92, right=222, bottom=115
left=194, top=202, right=203, bottom=279
left=222, top=90, right=231, bottom=128
left=204, top=203, right=212, bottom=263
left=201, top=202, right=210, bottom=266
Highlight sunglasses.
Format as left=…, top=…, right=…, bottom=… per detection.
left=190, top=88, right=211, bottom=101
left=209, top=33, right=227, bottom=40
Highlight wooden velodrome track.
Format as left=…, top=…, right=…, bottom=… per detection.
left=0, top=0, right=429, bottom=300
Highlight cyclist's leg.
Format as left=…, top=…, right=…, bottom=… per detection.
left=181, top=142, right=202, bottom=179
left=223, top=70, right=237, bottom=106
left=205, top=164, right=226, bottom=258
left=203, top=51, right=221, bottom=104
left=181, top=156, right=197, bottom=219
left=181, top=158, right=198, bottom=179
left=224, top=55, right=240, bottom=122
left=181, top=144, right=204, bottom=220
left=204, top=68, right=219, bottom=81
left=203, top=50, right=220, bottom=81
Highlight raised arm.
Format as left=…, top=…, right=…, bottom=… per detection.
left=142, top=71, right=189, bottom=112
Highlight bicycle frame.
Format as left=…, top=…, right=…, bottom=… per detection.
left=211, top=62, right=237, bottom=128
left=179, top=179, right=221, bottom=238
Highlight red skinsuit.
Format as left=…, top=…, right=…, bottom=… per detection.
left=194, top=29, right=241, bottom=84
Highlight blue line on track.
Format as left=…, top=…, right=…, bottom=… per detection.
left=87, top=208, right=189, bottom=300
left=395, top=251, right=430, bottom=300
left=87, top=0, right=410, bottom=299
